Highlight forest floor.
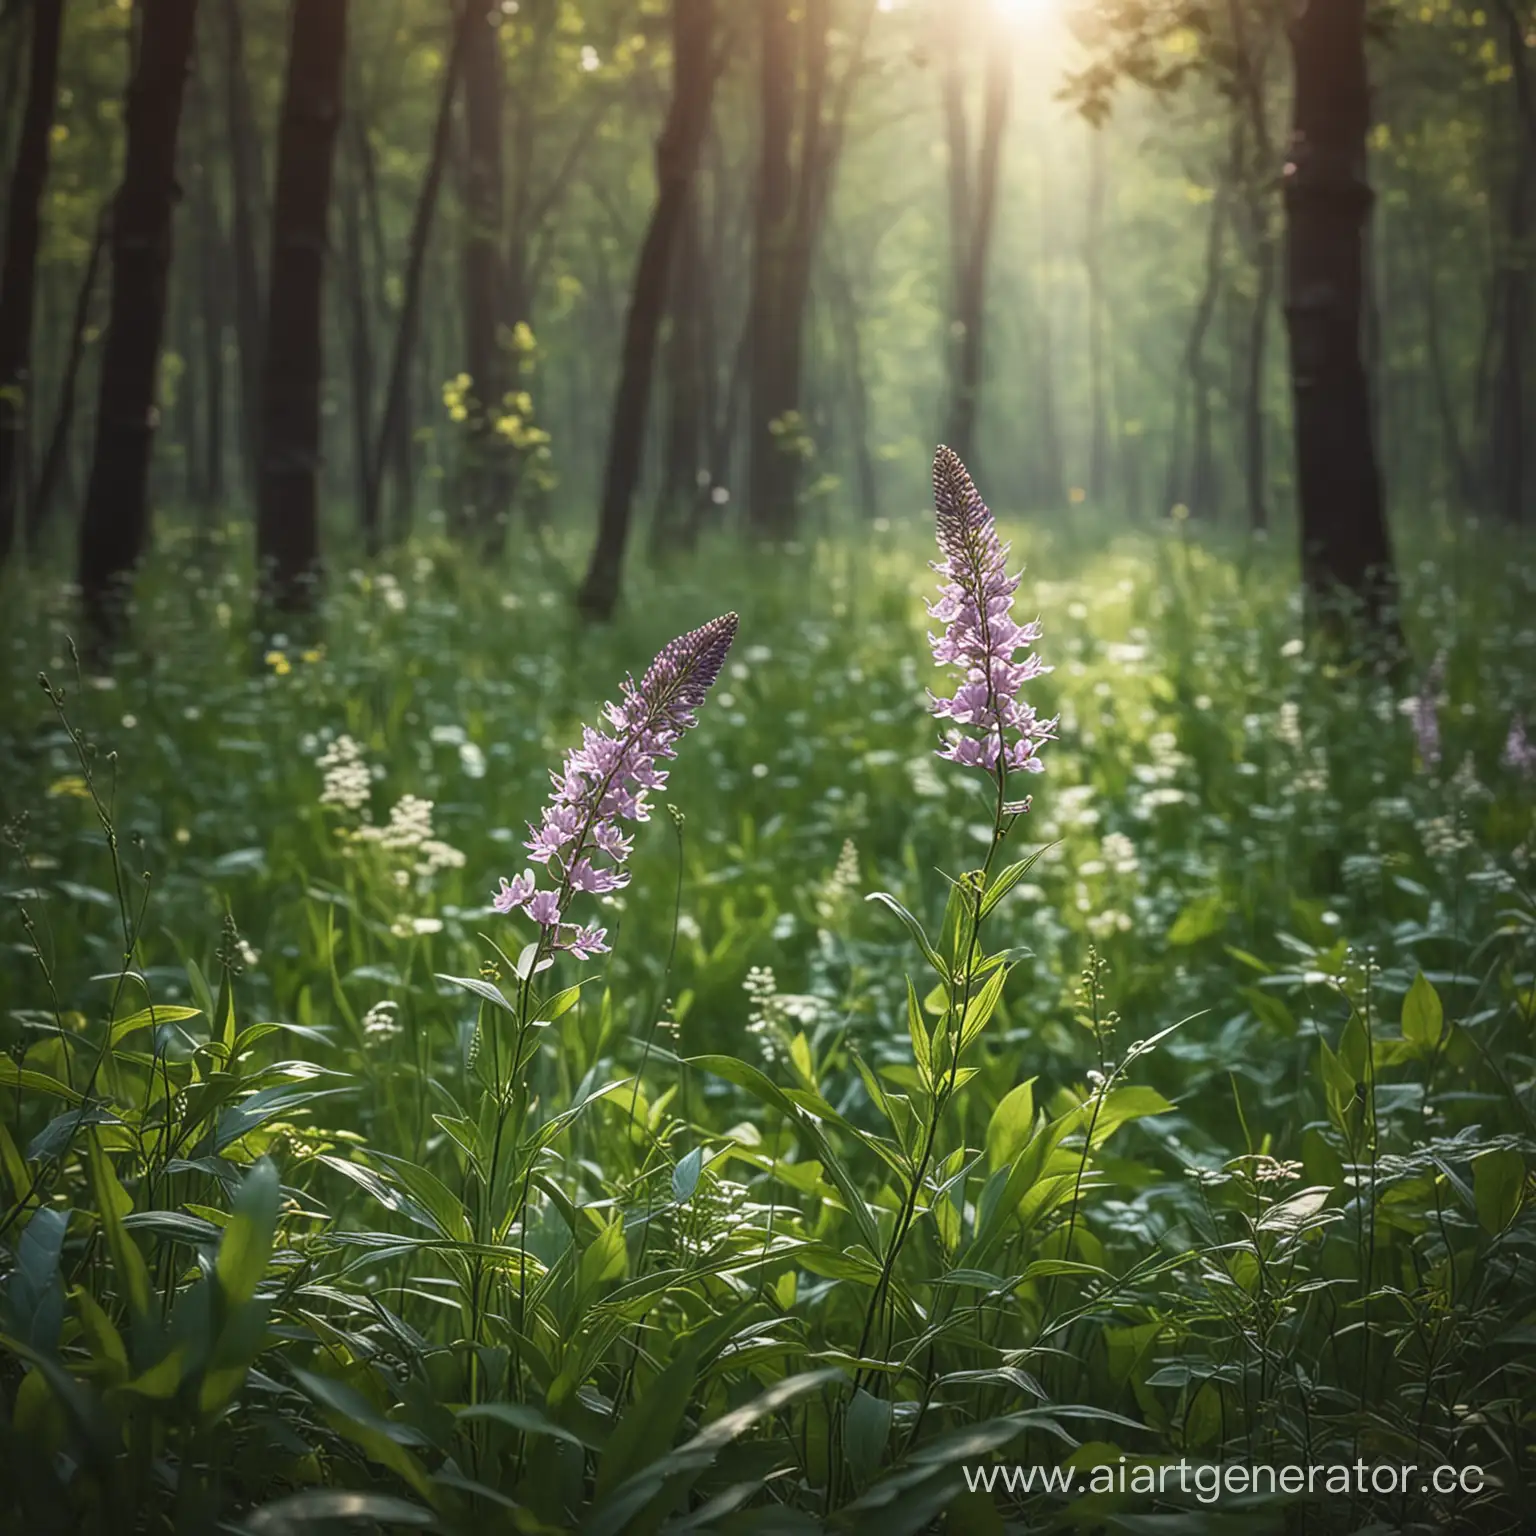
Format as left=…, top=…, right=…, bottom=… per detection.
left=1, top=511, right=1533, bottom=1531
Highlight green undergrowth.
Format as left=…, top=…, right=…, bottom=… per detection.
left=0, top=512, right=1533, bottom=1534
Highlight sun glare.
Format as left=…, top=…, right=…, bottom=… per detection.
left=992, top=0, right=1057, bottom=21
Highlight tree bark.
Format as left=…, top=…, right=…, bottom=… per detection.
left=222, top=0, right=266, bottom=494
left=460, top=0, right=510, bottom=542
left=362, top=11, right=466, bottom=550
left=578, top=0, right=717, bottom=620
left=1282, top=0, right=1397, bottom=632
left=255, top=0, right=347, bottom=621
left=76, top=0, right=199, bottom=647
left=0, top=0, right=66, bottom=566
left=29, top=213, right=106, bottom=551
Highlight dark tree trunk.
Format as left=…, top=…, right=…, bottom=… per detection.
left=0, top=0, right=66, bottom=566
left=1492, top=0, right=1533, bottom=524
left=340, top=144, right=373, bottom=515
left=29, top=214, right=105, bottom=551
left=649, top=188, right=707, bottom=556
left=945, top=36, right=1011, bottom=468
left=363, top=14, right=465, bottom=551
left=1282, top=0, right=1397, bottom=632
left=460, top=0, right=510, bottom=542
left=76, top=0, right=199, bottom=646
left=1167, top=139, right=1233, bottom=520
left=746, top=0, right=874, bottom=538
left=255, top=0, right=347, bottom=621
left=223, top=0, right=266, bottom=494
left=578, top=0, right=717, bottom=620
left=195, top=151, right=227, bottom=512
left=746, top=0, right=797, bottom=539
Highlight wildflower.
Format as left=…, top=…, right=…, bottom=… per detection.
left=489, top=613, right=739, bottom=958
left=317, top=735, right=371, bottom=812
left=1504, top=715, right=1536, bottom=777
left=362, top=1001, right=402, bottom=1042
left=1411, top=653, right=1444, bottom=769
left=265, top=649, right=292, bottom=677
left=927, top=448, right=1057, bottom=778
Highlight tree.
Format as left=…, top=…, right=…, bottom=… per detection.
left=746, top=0, right=876, bottom=539
left=0, top=0, right=66, bottom=565
left=361, top=10, right=466, bottom=551
left=76, top=0, right=200, bottom=646
left=255, top=0, right=348, bottom=621
left=1283, top=0, right=1396, bottom=629
left=942, top=0, right=1011, bottom=469
left=460, top=0, right=510, bottom=542
left=578, top=0, right=718, bottom=620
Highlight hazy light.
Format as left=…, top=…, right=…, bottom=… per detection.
left=992, top=0, right=1056, bottom=20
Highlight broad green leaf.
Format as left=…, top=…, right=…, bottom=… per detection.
left=1402, top=972, right=1444, bottom=1051
left=216, top=1158, right=280, bottom=1307
left=86, top=1136, right=151, bottom=1321
left=1474, top=1148, right=1524, bottom=1234
left=1166, top=893, right=1226, bottom=946
left=845, top=1388, right=893, bottom=1482
left=109, top=1004, right=202, bottom=1046
left=985, top=1079, right=1036, bottom=1171
left=671, top=1147, right=704, bottom=1205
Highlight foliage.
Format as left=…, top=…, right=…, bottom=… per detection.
left=1, top=507, right=1533, bottom=1529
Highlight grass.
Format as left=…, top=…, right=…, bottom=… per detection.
left=0, top=506, right=1533, bottom=1534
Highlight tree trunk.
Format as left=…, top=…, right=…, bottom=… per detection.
left=746, top=0, right=797, bottom=539
left=460, top=0, right=510, bottom=542
left=578, top=0, right=717, bottom=620
left=649, top=188, right=707, bottom=556
left=363, top=12, right=466, bottom=550
left=76, top=0, right=199, bottom=647
left=29, top=213, right=106, bottom=551
left=945, top=39, right=1010, bottom=468
left=0, top=0, right=66, bottom=566
left=255, top=0, right=347, bottom=621
left=222, top=0, right=266, bottom=495
left=1282, top=0, right=1397, bottom=633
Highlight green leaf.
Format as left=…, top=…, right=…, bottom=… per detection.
left=845, top=1388, right=893, bottom=1482
left=109, top=1004, right=202, bottom=1047
left=1086, top=1085, right=1174, bottom=1146
left=585, top=1368, right=843, bottom=1536
left=1474, top=1148, right=1525, bottom=1235
left=457, top=1400, right=594, bottom=1449
left=671, top=1147, right=704, bottom=1205
left=979, top=848, right=1048, bottom=919
left=1401, top=972, right=1444, bottom=1051
left=372, top=1152, right=472, bottom=1242
left=866, top=891, right=949, bottom=980
left=216, top=1158, right=280, bottom=1308
left=436, top=972, right=516, bottom=1015
left=577, top=1217, right=628, bottom=1300
left=595, top=1308, right=750, bottom=1498
left=1166, top=893, right=1227, bottom=946
left=86, top=1136, right=151, bottom=1321
left=985, top=1080, right=1036, bottom=1172
left=0, top=1061, right=83, bottom=1104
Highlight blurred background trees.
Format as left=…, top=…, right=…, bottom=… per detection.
left=0, top=0, right=1527, bottom=634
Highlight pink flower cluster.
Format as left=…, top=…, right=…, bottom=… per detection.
left=927, top=446, right=1056, bottom=777
left=493, top=613, right=739, bottom=957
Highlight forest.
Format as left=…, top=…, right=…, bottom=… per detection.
left=0, top=0, right=1534, bottom=1530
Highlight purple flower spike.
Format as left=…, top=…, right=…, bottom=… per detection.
left=927, top=447, right=1056, bottom=779
left=491, top=612, right=739, bottom=957
left=1505, top=714, right=1536, bottom=777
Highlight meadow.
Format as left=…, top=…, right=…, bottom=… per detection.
left=1, top=497, right=1534, bottom=1534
